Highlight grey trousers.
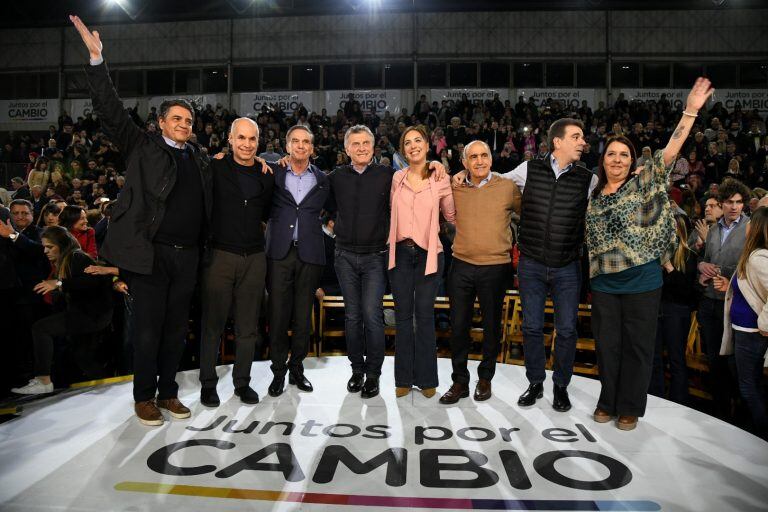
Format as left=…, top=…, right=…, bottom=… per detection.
left=199, top=249, right=266, bottom=389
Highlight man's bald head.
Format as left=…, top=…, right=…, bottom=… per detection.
left=229, top=117, right=259, bottom=166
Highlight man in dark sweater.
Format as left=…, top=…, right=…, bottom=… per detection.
left=199, top=118, right=273, bottom=407
left=72, top=16, right=212, bottom=426
left=327, top=125, right=447, bottom=398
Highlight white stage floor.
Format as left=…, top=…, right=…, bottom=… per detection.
left=0, top=356, right=766, bottom=511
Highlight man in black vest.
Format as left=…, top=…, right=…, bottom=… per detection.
left=504, top=118, right=597, bottom=412
left=266, top=126, right=329, bottom=397
left=199, top=118, right=273, bottom=407
left=72, top=16, right=212, bottom=426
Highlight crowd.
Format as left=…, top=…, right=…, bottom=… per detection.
left=1, top=16, right=767, bottom=440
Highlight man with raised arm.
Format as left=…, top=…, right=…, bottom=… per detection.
left=71, top=15, right=211, bottom=426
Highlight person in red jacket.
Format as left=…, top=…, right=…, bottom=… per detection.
left=58, top=205, right=97, bottom=259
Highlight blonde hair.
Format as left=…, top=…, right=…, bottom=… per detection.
left=737, top=207, right=768, bottom=278
left=672, top=214, right=693, bottom=273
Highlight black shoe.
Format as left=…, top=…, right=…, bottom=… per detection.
left=361, top=376, right=380, bottom=399
left=234, top=386, right=260, bottom=404
left=347, top=373, right=364, bottom=393
left=288, top=371, right=313, bottom=392
left=517, top=382, right=544, bottom=406
left=552, top=385, right=571, bottom=412
left=200, top=387, right=220, bottom=407
left=268, top=375, right=285, bottom=397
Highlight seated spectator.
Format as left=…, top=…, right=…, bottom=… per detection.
left=58, top=205, right=98, bottom=259
left=37, top=202, right=62, bottom=228
left=11, top=226, right=113, bottom=395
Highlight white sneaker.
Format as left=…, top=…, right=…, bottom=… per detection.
left=11, top=378, right=53, bottom=395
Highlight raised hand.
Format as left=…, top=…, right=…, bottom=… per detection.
left=685, top=77, right=714, bottom=113
left=69, top=15, right=103, bottom=60
left=0, top=219, right=16, bottom=238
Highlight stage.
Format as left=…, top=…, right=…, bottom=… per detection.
left=0, top=356, right=766, bottom=512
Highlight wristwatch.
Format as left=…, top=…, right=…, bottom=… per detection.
left=8, top=231, right=18, bottom=241
left=55, top=280, right=63, bottom=289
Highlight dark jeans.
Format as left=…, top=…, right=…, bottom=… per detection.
left=517, top=255, right=581, bottom=387
left=268, top=246, right=323, bottom=377
left=698, top=296, right=738, bottom=418
left=125, top=243, right=199, bottom=402
left=32, top=310, right=112, bottom=376
left=733, top=330, right=768, bottom=438
left=592, top=288, right=662, bottom=417
left=649, top=301, right=692, bottom=404
left=389, top=244, right=443, bottom=389
left=200, top=249, right=266, bottom=389
left=448, top=259, right=509, bottom=385
left=334, top=247, right=387, bottom=377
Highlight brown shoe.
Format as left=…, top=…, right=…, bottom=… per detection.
left=156, top=398, right=191, bottom=419
left=135, top=400, right=163, bottom=426
left=474, top=379, right=492, bottom=401
left=439, top=382, right=469, bottom=404
left=617, top=415, right=638, bottom=431
left=395, top=386, right=411, bottom=398
left=593, top=407, right=612, bottom=423
left=420, top=387, right=436, bottom=398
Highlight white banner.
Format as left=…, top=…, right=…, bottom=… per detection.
left=618, top=89, right=689, bottom=110
left=429, top=88, right=510, bottom=104
left=70, top=98, right=138, bottom=120
left=717, top=89, right=768, bottom=115
left=515, top=89, right=596, bottom=109
left=0, top=98, right=59, bottom=123
left=325, top=90, right=401, bottom=114
left=148, top=95, right=224, bottom=113
left=239, top=91, right=314, bottom=116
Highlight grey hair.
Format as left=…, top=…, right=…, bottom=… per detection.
left=230, top=117, right=259, bottom=138
left=462, top=139, right=492, bottom=161
left=343, top=124, right=375, bottom=148
left=286, top=124, right=314, bottom=144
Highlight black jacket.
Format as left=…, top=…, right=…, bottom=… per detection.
left=4, top=223, right=50, bottom=303
left=58, top=251, right=114, bottom=320
left=266, top=163, right=329, bottom=266
left=85, top=62, right=212, bottom=274
left=325, top=163, right=394, bottom=253
left=518, top=156, right=593, bottom=268
left=209, top=155, right=274, bottom=255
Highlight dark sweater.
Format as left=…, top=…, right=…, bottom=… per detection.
left=209, top=156, right=274, bottom=255
left=661, top=249, right=699, bottom=308
left=154, top=146, right=205, bottom=247
left=326, top=163, right=394, bottom=253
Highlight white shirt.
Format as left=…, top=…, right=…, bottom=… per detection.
left=500, top=155, right=598, bottom=198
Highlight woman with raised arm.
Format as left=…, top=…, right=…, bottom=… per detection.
left=585, top=78, right=714, bottom=431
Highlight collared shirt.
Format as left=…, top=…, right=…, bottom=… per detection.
left=285, top=163, right=318, bottom=241
left=719, top=214, right=744, bottom=245
left=352, top=163, right=369, bottom=175
left=162, top=135, right=187, bottom=150
left=501, top=155, right=598, bottom=197
left=464, top=172, right=492, bottom=188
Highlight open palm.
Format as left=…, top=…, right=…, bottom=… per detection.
left=686, top=77, right=714, bottom=112
left=69, top=15, right=103, bottom=60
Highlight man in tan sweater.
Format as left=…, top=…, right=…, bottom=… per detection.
left=440, top=140, right=521, bottom=404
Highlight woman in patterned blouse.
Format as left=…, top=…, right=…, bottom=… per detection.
left=585, top=78, right=714, bottom=431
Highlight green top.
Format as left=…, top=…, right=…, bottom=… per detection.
left=590, top=259, right=662, bottom=294
left=585, top=149, right=676, bottom=279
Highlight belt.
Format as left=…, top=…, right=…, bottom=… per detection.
left=398, top=238, right=417, bottom=247
left=291, top=240, right=300, bottom=247
left=155, top=241, right=197, bottom=250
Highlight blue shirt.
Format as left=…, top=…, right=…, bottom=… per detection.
left=731, top=278, right=759, bottom=330
left=719, top=215, right=744, bottom=245
left=463, top=172, right=492, bottom=188
left=284, top=164, right=318, bottom=241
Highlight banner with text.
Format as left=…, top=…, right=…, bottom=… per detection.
left=0, top=98, right=59, bottom=124
left=618, top=89, right=689, bottom=109
left=429, top=88, right=510, bottom=105
left=70, top=98, right=138, bottom=120
left=717, top=89, right=768, bottom=115
left=239, top=91, right=314, bottom=116
left=515, top=89, right=596, bottom=110
left=325, top=90, right=401, bottom=114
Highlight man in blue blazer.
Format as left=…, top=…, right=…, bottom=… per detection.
left=266, top=125, right=329, bottom=396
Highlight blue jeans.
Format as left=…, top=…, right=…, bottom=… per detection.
left=517, top=255, right=581, bottom=387
left=334, top=248, right=388, bottom=377
left=650, top=301, right=691, bottom=404
left=389, top=245, right=442, bottom=389
left=733, top=330, right=768, bottom=438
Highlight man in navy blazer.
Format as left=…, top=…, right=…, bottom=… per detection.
left=266, top=125, right=329, bottom=396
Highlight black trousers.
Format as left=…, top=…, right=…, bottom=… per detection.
left=268, top=246, right=322, bottom=377
left=592, top=288, right=662, bottom=417
left=448, top=259, right=509, bottom=385
left=698, top=296, right=738, bottom=419
left=125, top=243, right=199, bottom=402
left=32, top=310, right=112, bottom=376
left=200, top=249, right=266, bottom=389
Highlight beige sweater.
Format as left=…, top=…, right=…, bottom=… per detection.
left=720, top=249, right=768, bottom=366
left=452, top=174, right=521, bottom=265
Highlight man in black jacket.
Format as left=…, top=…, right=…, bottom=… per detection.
left=199, top=118, right=273, bottom=407
left=72, top=16, right=212, bottom=426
